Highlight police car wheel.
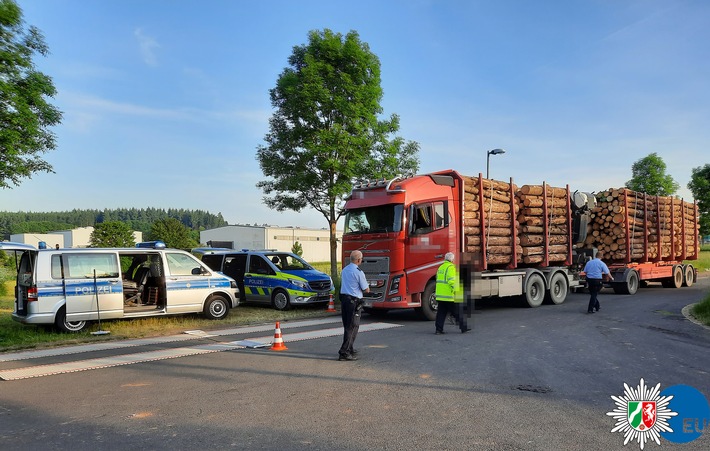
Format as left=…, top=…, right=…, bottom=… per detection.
left=271, top=289, right=291, bottom=311
left=204, top=295, right=230, bottom=320
left=55, top=307, right=88, bottom=333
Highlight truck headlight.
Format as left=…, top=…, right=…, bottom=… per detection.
left=389, top=275, right=402, bottom=295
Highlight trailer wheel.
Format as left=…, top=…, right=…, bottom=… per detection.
left=662, top=265, right=683, bottom=288
left=545, top=272, right=568, bottom=305
left=523, top=273, right=545, bottom=308
left=614, top=269, right=639, bottom=295
left=417, top=281, right=437, bottom=321
left=682, top=265, right=694, bottom=287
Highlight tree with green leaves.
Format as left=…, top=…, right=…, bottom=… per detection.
left=148, top=218, right=198, bottom=249
left=256, top=29, right=420, bottom=278
left=0, top=0, right=62, bottom=188
left=626, top=153, right=679, bottom=196
left=688, top=164, right=710, bottom=236
left=89, top=222, right=135, bottom=248
left=291, top=241, right=303, bottom=257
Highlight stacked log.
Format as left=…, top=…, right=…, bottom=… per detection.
left=584, top=188, right=699, bottom=262
left=515, top=184, right=570, bottom=264
left=462, top=176, right=520, bottom=266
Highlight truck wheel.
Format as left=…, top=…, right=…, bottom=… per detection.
left=523, top=273, right=545, bottom=308
left=545, top=272, right=568, bottom=305
left=271, top=289, right=291, bottom=311
left=204, top=294, right=230, bottom=320
left=418, top=281, right=437, bottom=321
left=54, top=307, right=88, bottom=333
left=682, top=265, right=694, bottom=287
left=663, top=265, right=683, bottom=289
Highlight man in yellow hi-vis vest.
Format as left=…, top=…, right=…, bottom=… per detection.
left=435, top=252, right=470, bottom=334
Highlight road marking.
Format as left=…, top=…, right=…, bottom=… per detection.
left=0, top=321, right=402, bottom=381
left=0, top=317, right=343, bottom=363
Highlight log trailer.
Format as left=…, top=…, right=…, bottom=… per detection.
left=341, top=170, right=699, bottom=320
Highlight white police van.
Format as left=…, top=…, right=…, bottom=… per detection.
left=1, top=241, right=240, bottom=332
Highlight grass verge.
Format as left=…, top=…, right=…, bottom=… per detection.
left=0, top=296, right=338, bottom=353
left=690, top=291, right=710, bottom=327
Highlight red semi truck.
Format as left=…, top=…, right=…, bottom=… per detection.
left=341, top=170, right=699, bottom=320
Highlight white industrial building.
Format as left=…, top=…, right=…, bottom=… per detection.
left=200, top=225, right=341, bottom=263
left=10, top=227, right=143, bottom=248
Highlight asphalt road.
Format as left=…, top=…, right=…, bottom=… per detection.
left=1, top=277, right=709, bottom=451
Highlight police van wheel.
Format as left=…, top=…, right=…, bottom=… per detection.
left=204, top=295, right=230, bottom=320
left=272, top=289, right=291, bottom=311
left=55, top=307, right=88, bottom=333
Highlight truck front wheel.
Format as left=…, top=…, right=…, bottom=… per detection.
left=417, top=282, right=437, bottom=321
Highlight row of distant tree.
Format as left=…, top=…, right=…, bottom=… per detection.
left=0, top=208, right=228, bottom=241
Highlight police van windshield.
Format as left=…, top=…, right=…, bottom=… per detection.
left=344, top=204, right=403, bottom=234
left=266, top=253, right=313, bottom=270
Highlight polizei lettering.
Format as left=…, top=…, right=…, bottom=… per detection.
left=74, top=286, right=113, bottom=295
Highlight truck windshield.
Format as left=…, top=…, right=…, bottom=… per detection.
left=344, top=204, right=403, bottom=234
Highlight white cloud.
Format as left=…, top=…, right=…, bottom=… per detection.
left=134, top=28, right=160, bottom=67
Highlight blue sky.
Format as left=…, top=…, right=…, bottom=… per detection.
left=2, top=0, right=708, bottom=229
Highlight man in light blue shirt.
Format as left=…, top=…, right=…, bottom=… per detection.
left=338, top=250, right=370, bottom=361
left=583, top=251, right=611, bottom=314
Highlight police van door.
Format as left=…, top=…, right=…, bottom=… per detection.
left=164, top=251, right=212, bottom=313
left=61, top=252, right=124, bottom=321
left=244, top=255, right=274, bottom=303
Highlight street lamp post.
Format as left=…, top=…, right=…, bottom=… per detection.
left=486, top=148, right=506, bottom=179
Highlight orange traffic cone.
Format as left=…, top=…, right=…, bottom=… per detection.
left=270, top=321, right=288, bottom=351
left=326, top=294, right=337, bottom=313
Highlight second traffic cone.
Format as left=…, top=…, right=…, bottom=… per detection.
left=270, top=321, right=288, bottom=351
left=326, top=294, right=336, bottom=313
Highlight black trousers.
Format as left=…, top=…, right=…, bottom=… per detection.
left=339, top=295, right=362, bottom=357
left=587, top=279, right=602, bottom=312
left=435, top=301, right=466, bottom=332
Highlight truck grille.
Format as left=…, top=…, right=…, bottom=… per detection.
left=360, top=256, right=391, bottom=300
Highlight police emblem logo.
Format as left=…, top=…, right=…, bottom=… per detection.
left=607, top=378, right=677, bottom=449
left=628, top=401, right=656, bottom=431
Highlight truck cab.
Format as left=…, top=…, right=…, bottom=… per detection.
left=343, top=171, right=461, bottom=320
